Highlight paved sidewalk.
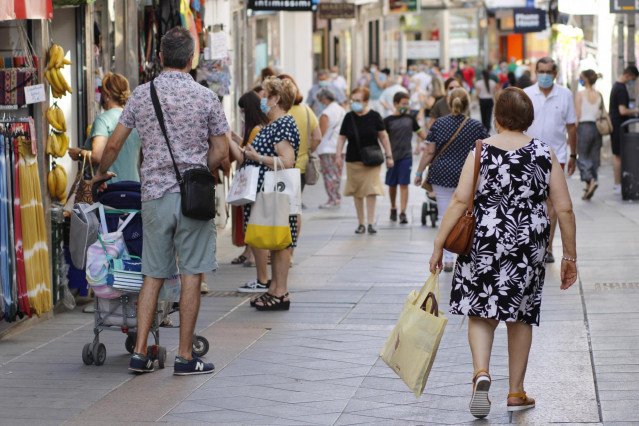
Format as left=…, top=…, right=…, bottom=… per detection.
left=1, top=158, right=637, bottom=425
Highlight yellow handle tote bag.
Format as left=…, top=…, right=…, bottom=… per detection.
left=380, top=271, right=448, bottom=397
left=244, top=159, right=292, bottom=251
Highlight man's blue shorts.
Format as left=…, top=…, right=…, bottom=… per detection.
left=385, top=157, right=412, bottom=187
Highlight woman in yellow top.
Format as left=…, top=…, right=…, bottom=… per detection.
left=229, top=91, right=269, bottom=272
left=276, top=74, right=322, bottom=263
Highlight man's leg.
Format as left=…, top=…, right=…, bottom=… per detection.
left=177, top=273, right=202, bottom=360
left=134, top=276, right=165, bottom=356
left=389, top=185, right=397, bottom=209
left=614, top=154, right=622, bottom=186
left=400, top=185, right=409, bottom=213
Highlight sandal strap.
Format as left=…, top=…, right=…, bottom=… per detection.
left=264, top=293, right=290, bottom=306
left=473, top=369, right=491, bottom=383
left=507, top=392, right=527, bottom=399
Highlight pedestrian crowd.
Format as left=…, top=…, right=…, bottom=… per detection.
left=85, top=24, right=637, bottom=420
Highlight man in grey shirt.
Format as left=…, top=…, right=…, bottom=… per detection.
left=307, top=69, right=347, bottom=117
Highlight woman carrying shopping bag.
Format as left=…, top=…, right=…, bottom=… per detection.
left=428, top=88, right=577, bottom=419
left=229, top=76, right=300, bottom=310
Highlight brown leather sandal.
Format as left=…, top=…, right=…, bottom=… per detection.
left=469, top=369, right=491, bottom=419
left=507, top=391, right=535, bottom=412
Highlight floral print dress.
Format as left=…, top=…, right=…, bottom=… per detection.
left=449, top=139, right=552, bottom=326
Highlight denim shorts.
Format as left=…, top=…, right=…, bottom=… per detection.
left=385, top=157, right=413, bottom=186
left=141, top=192, right=218, bottom=277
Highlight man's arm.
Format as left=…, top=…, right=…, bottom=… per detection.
left=208, top=133, right=229, bottom=172
left=566, top=123, right=577, bottom=176
left=97, top=123, right=133, bottom=176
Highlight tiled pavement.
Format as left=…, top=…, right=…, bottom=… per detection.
left=1, top=159, right=638, bottom=425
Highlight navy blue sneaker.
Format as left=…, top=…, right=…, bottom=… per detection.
left=173, top=356, right=214, bottom=376
left=129, top=352, right=154, bottom=373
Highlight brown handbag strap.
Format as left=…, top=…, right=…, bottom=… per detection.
left=467, top=140, right=482, bottom=215
left=429, top=115, right=469, bottom=167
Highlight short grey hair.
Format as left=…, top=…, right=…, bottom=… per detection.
left=536, top=57, right=557, bottom=73
left=317, top=69, right=330, bottom=78
left=161, top=27, right=195, bottom=70
left=317, top=88, right=336, bottom=102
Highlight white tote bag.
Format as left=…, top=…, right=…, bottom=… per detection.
left=226, top=165, right=260, bottom=206
left=263, top=164, right=302, bottom=215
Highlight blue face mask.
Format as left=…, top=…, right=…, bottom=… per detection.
left=260, top=98, right=271, bottom=115
left=351, top=101, right=363, bottom=113
left=408, top=70, right=415, bottom=76
left=537, top=73, right=554, bottom=89
left=628, top=80, right=636, bottom=88
left=409, top=83, right=416, bottom=90
left=318, top=80, right=328, bottom=88
left=579, top=78, right=585, bottom=87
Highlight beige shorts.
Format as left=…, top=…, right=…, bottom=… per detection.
left=141, top=192, right=217, bottom=277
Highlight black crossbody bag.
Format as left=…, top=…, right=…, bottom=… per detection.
left=350, top=113, right=384, bottom=166
left=150, top=80, right=217, bottom=220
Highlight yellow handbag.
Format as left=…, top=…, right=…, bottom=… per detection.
left=380, top=271, right=448, bottom=397
left=244, top=159, right=292, bottom=251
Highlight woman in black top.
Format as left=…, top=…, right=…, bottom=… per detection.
left=336, top=87, right=394, bottom=234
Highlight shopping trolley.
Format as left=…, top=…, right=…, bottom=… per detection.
left=80, top=180, right=209, bottom=368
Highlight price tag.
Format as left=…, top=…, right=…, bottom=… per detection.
left=24, top=84, right=46, bottom=104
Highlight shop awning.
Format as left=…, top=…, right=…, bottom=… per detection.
left=1, top=0, right=53, bottom=21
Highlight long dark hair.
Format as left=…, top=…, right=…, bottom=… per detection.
left=238, top=91, right=269, bottom=147
left=482, top=69, right=490, bottom=92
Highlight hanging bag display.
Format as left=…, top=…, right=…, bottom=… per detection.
left=244, top=159, right=292, bottom=250
left=443, top=140, right=481, bottom=256
left=262, top=160, right=302, bottom=215
left=150, top=80, right=217, bottom=220
left=226, top=164, right=260, bottom=205
left=350, top=113, right=384, bottom=166
left=380, top=271, right=448, bottom=397
left=421, top=116, right=469, bottom=192
left=304, top=106, right=321, bottom=185
left=596, top=93, right=613, bottom=136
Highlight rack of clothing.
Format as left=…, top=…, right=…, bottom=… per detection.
left=0, top=117, right=52, bottom=320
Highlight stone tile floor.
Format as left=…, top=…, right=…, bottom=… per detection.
left=1, top=160, right=637, bottom=425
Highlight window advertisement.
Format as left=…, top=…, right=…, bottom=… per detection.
left=450, top=8, right=479, bottom=59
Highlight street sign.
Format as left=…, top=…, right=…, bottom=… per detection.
left=248, top=0, right=313, bottom=12
left=318, top=3, right=355, bottom=19
left=513, top=8, right=547, bottom=33
left=390, top=0, right=418, bottom=13
left=610, top=0, right=639, bottom=13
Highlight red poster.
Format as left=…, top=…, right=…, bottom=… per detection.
left=2, top=0, right=53, bottom=21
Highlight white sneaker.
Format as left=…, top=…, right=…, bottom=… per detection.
left=237, top=279, right=270, bottom=293
left=613, top=184, right=621, bottom=194
left=200, top=282, right=209, bottom=294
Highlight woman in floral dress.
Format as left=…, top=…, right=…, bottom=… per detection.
left=429, top=88, right=578, bottom=419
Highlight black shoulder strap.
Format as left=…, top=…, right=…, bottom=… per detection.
left=349, top=112, right=361, bottom=148
left=150, top=80, right=183, bottom=184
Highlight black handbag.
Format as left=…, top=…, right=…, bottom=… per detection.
left=150, top=80, right=217, bottom=221
left=350, top=113, right=384, bottom=166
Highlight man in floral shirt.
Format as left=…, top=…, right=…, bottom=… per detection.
left=95, top=27, right=229, bottom=376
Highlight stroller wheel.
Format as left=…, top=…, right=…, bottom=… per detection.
left=430, top=211, right=438, bottom=228
left=82, top=343, right=93, bottom=365
left=93, top=343, right=107, bottom=366
left=421, top=203, right=427, bottom=226
left=192, top=335, right=209, bottom=357
left=125, top=333, right=137, bottom=354
left=157, top=346, right=167, bottom=369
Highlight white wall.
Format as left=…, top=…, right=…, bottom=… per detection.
left=280, top=12, right=313, bottom=103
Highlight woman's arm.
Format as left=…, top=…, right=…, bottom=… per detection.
left=228, top=138, right=245, bottom=164
left=429, top=151, right=476, bottom=272
left=335, top=135, right=347, bottom=168
left=319, top=114, right=329, bottom=136
left=244, top=140, right=295, bottom=170
left=230, top=130, right=242, bottom=144
left=547, top=149, right=578, bottom=290
left=310, top=125, right=322, bottom=152
left=414, top=143, right=436, bottom=186
left=574, top=91, right=582, bottom=125
left=90, top=135, right=108, bottom=165
left=378, top=130, right=395, bottom=169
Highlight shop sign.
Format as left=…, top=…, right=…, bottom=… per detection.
left=484, top=0, right=527, bottom=7
left=1, top=0, right=53, bottom=21
left=248, top=0, right=314, bottom=12
left=610, top=0, right=639, bottom=13
left=390, top=0, right=418, bottom=13
left=450, top=38, right=479, bottom=58
left=513, top=8, right=546, bottom=33
left=318, top=3, right=355, bottom=19
left=406, top=40, right=439, bottom=60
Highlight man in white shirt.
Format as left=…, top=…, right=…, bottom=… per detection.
left=379, top=76, right=408, bottom=117
left=330, top=66, right=348, bottom=96
left=523, top=57, right=577, bottom=263
left=414, top=65, right=432, bottom=97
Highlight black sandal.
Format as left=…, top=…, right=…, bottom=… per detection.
left=250, top=292, right=273, bottom=308
left=231, top=255, right=247, bottom=264
left=255, top=293, right=290, bottom=311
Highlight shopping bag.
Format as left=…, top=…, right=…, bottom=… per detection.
left=226, top=165, right=260, bottom=206
left=245, top=159, right=292, bottom=250
left=263, top=167, right=302, bottom=215
left=380, top=271, right=448, bottom=397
